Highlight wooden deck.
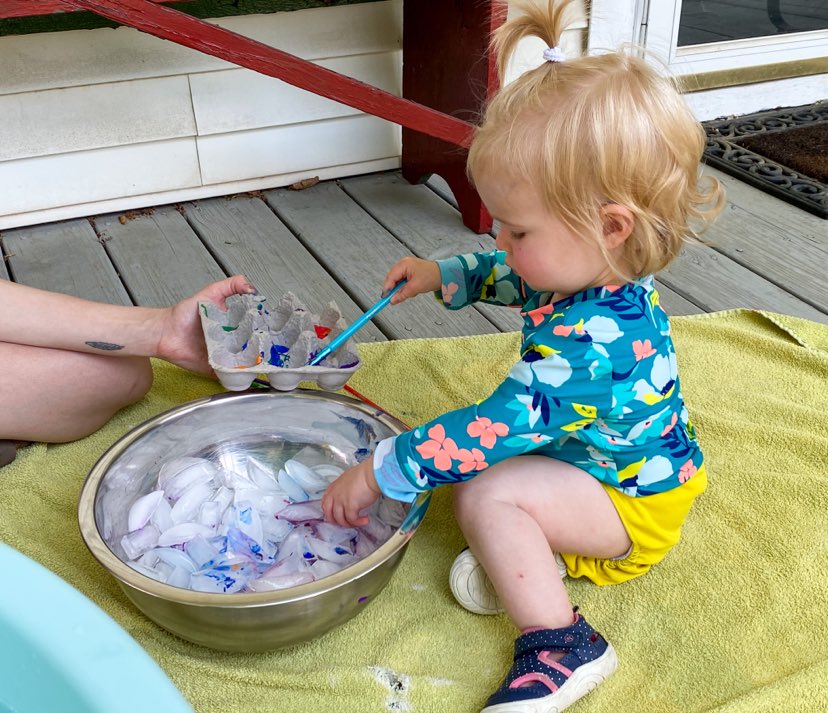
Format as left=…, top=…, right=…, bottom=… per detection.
left=1, top=166, right=826, bottom=345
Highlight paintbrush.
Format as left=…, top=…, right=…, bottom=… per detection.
left=308, top=280, right=406, bottom=366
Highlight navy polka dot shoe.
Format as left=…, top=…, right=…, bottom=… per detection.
left=482, top=612, right=617, bottom=712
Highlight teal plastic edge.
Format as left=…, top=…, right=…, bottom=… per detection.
left=0, top=542, right=193, bottom=713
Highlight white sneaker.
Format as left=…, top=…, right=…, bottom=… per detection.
left=449, top=548, right=567, bottom=615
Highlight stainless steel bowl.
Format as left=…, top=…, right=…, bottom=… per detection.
left=78, top=389, right=430, bottom=652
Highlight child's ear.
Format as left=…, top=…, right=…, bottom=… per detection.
left=600, top=204, right=635, bottom=249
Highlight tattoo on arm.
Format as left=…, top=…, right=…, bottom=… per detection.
left=85, top=341, right=124, bottom=351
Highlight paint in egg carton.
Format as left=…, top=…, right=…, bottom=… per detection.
left=199, top=292, right=360, bottom=392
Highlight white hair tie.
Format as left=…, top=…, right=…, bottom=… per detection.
left=542, top=46, right=566, bottom=63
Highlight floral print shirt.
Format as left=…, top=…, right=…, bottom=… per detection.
left=372, top=251, right=704, bottom=502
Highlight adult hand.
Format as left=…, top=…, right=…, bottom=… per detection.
left=155, top=275, right=257, bottom=374
left=321, top=459, right=382, bottom=527
left=382, top=257, right=442, bottom=305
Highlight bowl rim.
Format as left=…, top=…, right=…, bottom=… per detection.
left=78, top=388, right=429, bottom=607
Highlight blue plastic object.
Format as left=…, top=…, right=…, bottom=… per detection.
left=0, top=543, right=194, bottom=713
left=309, top=280, right=406, bottom=366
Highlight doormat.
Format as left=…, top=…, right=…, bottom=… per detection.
left=702, top=102, right=828, bottom=219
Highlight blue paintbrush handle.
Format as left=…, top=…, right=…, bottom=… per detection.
left=309, top=280, right=406, bottom=366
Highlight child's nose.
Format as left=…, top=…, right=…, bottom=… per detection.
left=495, top=229, right=509, bottom=251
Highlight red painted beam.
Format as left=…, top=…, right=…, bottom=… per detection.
left=0, top=0, right=186, bottom=20
left=61, top=0, right=476, bottom=148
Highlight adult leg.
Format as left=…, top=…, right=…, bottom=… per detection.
left=453, top=455, right=630, bottom=630
left=0, top=342, right=153, bottom=443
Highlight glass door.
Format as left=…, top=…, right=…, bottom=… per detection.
left=588, top=0, right=828, bottom=117
left=677, top=1, right=828, bottom=46
left=646, top=0, right=828, bottom=75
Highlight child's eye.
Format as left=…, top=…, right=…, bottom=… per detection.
left=511, top=230, right=526, bottom=239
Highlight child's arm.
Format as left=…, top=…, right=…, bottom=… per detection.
left=382, top=251, right=528, bottom=310
left=435, top=251, right=526, bottom=309
left=371, top=317, right=619, bottom=501
left=321, top=313, right=617, bottom=527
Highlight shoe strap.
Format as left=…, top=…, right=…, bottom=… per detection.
left=513, top=615, right=596, bottom=657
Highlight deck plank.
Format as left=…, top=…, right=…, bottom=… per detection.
left=95, top=206, right=227, bottom=307
left=0, top=248, right=8, bottom=280
left=659, top=242, right=828, bottom=325
left=1, top=219, right=130, bottom=304
left=265, top=182, right=500, bottom=340
left=181, top=195, right=385, bottom=343
left=653, top=282, right=705, bottom=316
left=425, top=174, right=459, bottom=210
left=701, top=202, right=828, bottom=314
left=703, top=166, right=826, bottom=244
left=341, top=173, right=525, bottom=333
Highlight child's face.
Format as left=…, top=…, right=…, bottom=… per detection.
left=476, top=175, right=618, bottom=298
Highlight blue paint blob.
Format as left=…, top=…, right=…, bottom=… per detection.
left=268, top=344, right=290, bottom=366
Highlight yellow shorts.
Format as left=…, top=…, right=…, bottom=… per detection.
left=560, top=465, right=708, bottom=586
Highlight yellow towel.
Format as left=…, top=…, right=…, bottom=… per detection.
left=1, top=309, right=826, bottom=713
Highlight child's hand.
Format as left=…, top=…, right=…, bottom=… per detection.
left=321, top=460, right=382, bottom=527
left=383, top=257, right=442, bottom=305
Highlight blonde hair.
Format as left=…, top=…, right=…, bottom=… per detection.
left=467, top=0, right=724, bottom=278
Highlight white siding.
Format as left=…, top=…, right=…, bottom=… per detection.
left=198, top=115, right=400, bottom=184
left=0, top=1, right=403, bottom=229
left=0, top=76, right=196, bottom=162
left=0, top=139, right=201, bottom=215
left=0, top=2, right=403, bottom=94
left=190, top=52, right=401, bottom=135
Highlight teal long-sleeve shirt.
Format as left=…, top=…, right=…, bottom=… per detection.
left=372, top=251, right=704, bottom=502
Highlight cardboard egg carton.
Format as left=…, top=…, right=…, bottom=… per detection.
left=199, top=293, right=360, bottom=391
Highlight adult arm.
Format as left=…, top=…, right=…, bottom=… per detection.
left=0, top=276, right=255, bottom=374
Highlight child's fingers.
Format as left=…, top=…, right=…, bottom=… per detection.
left=321, top=491, right=333, bottom=521
left=382, top=261, right=410, bottom=296
left=389, top=280, right=419, bottom=305
left=322, top=490, right=365, bottom=528
left=328, top=501, right=349, bottom=528
left=383, top=257, right=440, bottom=304
left=321, top=490, right=346, bottom=526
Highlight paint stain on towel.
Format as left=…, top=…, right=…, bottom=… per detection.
left=425, top=677, right=455, bottom=687
left=369, top=666, right=412, bottom=711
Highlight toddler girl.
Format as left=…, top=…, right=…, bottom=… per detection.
left=323, top=1, right=722, bottom=710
